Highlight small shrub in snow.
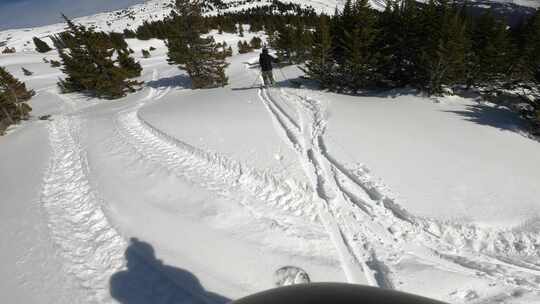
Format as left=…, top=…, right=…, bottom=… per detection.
left=2, top=47, right=15, bottom=54
left=33, top=37, right=52, bottom=53
left=237, top=40, right=252, bottom=54
left=123, top=29, right=137, bottom=38
left=49, top=60, right=61, bottom=68
left=22, top=68, right=33, bottom=76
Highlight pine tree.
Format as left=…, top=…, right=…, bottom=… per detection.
left=56, top=15, right=142, bottom=99
left=337, top=0, right=380, bottom=91
left=292, top=21, right=312, bottom=62
left=515, top=10, right=540, bottom=82
left=271, top=24, right=295, bottom=63
left=33, top=37, right=52, bottom=53
left=238, top=40, right=252, bottom=54
left=50, top=60, right=61, bottom=68
left=238, top=24, right=245, bottom=37
left=118, top=48, right=143, bottom=78
left=167, top=0, right=229, bottom=89
left=0, top=67, right=34, bottom=132
left=417, top=1, right=467, bottom=94
left=302, top=15, right=336, bottom=89
left=376, top=0, right=422, bottom=87
left=123, top=29, right=137, bottom=38
left=467, top=11, right=511, bottom=86
left=249, top=36, right=262, bottom=49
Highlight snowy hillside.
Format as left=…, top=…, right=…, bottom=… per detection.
left=0, top=0, right=341, bottom=52
left=2, top=0, right=539, bottom=53
left=2, top=1, right=540, bottom=304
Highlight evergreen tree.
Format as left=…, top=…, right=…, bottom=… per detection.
left=123, top=29, right=137, bottom=38
left=56, top=15, right=142, bottom=99
left=376, top=0, right=426, bottom=87
left=292, top=21, right=312, bottom=62
left=249, top=36, right=262, bottom=49
left=417, top=1, right=467, bottom=94
left=167, top=0, right=229, bottom=89
left=271, top=24, right=295, bottom=63
left=515, top=10, right=540, bottom=82
left=467, top=11, right=511, bottom=86
left=337, top=0, right=380, bottom=91
left=50, top=60, right=61, bottom=68
left=237, top=40, right=252, bottom=54
left=118, top=48, right=143, bottom=78
left=238, top=24, right=245, bottom=37
left=302, top=15, right=336, bottom=89
left=33, top=37, right=52, bottom=53
left=0, top=67, right=34, bottom=132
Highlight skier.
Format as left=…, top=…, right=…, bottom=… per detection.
left=259, top=47, right=278, bottom=87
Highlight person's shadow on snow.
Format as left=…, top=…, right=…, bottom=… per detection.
left=110, top=238, right=230, bottom=304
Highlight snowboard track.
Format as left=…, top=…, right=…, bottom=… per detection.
left=259, top=85, right=540, bottom=292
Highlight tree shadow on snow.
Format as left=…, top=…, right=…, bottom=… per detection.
left=147, top=74, right=192, bottom=90
left=110, top=238, right=230, bottom=304
left=443, top=104, right=527, bottom=133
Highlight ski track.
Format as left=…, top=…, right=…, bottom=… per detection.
left=108, top=70, right=327, bottom=242
left=41, top=115, right=127, bottom=303
left=39, top=81, right=230, bottom=303
left=258, top=84, right=540, bottom=292
left=258, top=85, right=384, bottom=286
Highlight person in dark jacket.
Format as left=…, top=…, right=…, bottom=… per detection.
left=259, top=48, right=278, bottom=86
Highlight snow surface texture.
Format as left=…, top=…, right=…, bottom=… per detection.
left=1, top=1, right=540, bottom=304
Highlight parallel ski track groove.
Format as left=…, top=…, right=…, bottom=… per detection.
left=258, top=86, right=383, bottom=286
left=279, top=88, right=540, bottom=291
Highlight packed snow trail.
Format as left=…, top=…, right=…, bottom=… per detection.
left=256, top=76, right=540, bottom=292
left=39, top=95, right=230, bottom=303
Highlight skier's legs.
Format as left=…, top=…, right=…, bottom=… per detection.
left=268, top=71, right=275, bottom=85
left=262, top=71, right=271, bottom=86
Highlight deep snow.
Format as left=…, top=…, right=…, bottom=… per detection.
left=2, top=2, right=540, bottom=304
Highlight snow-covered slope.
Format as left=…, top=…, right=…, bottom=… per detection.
left=2, top=1, right=540, bottom=304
